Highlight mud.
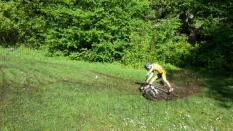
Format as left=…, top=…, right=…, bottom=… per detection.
left=136, top=82, right=200, bottom=101
left=167, top=70, right=201, bottom=100
left=140, top=70, right=202, bottom=101
left=92, top=70, right=201, bottom=100
left=166, top=84, right=200, bottom=100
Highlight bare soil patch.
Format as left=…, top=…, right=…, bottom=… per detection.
left=92, top=70, right=201, bottom=100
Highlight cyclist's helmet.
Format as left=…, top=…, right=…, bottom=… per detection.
left=144, top=63, right=152, bottom=70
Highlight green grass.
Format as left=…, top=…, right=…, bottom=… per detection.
left=0, top=47, right=232, bottom=130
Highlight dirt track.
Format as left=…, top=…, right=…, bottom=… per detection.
left=146, top=70, right=202, bottom=101
left=92, top=70, right=202, bottom=100
left=135, top=70, right=202, bottom=100
left=165, top=84, right=200, bottom=100
left=168, top=70, right=201, bottom=100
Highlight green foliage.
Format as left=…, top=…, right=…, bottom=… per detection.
left=189, top=16, right=233, bottom=70
left=35, top=0, right=151, bottom=63
left=153, top=18, right=183, bottom=44
left=1, top=0, right=233, bottom=71
left=0, top=1, right=18, bottom=46
left=156, top=41, right=193, bottom=66
left=148, top=17, right=194, bottom=66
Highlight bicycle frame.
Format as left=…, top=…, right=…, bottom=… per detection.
left=151, top=84, right=168, bottom=94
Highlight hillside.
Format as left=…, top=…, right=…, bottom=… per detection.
left=1, top=47, right=232, bottom=130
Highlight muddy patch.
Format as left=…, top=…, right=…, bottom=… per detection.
left=156, top=70, right=201, bottom=100
left=168, top=70, right=201, bottom=100
left=91, top=70, right=201, bottom=100
left=168, top=84, right=200, bottom=100
left=136, top=82, right=200, bottom=101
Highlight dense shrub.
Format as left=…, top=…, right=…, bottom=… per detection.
left=0, top=0, right=232, bottom=71
left=38, top=0, right=152, bottom=63
left=0, top=1, right=19, bottom=46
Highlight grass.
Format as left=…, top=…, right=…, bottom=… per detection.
left=0, top=47, right=232, bottom=130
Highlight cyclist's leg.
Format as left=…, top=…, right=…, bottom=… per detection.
left=148, top=74, right=158, bottom=85
left=161, top=73, right=173, bottom=92
left=145, top=72, right=154, bottom=84
left=143, top=73, right=154, bottom=90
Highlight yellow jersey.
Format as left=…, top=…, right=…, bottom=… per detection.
left=148, top=63, right=166, bottom=74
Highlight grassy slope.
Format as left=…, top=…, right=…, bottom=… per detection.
left=0, top=47, right=232, bottom=130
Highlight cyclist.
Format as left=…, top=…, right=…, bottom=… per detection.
left=144, top=63, right=173, bottom=93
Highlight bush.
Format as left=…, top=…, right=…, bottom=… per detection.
left=1, top=0, right=233, bottom=71
left=0, top=1, right=19, bottom=46
left=156, top=41, right=193, bottom=66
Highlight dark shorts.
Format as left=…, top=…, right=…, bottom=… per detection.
left=157, top=73, right=162, bottom=79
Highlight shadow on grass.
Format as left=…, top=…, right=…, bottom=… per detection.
left=203, top=76, right=233, bottom=108
left=168, top=68, right=233, bottom=108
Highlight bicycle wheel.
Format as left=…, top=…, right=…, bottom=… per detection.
left=153, top=84, right=170, bottom=100
left=143, top=84, right=169, bottom=101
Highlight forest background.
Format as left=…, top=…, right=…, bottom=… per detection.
left=1, top=0, right=233, bottom=71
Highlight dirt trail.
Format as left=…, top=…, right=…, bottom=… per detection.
left=148, top=70, right=201, bottom=100
left=167, top=70, right=201, bottom=100
left=167, top=84, right=200, bottom=100
left=92, top=70, right=201, bottom=100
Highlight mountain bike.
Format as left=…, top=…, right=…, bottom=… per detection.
left=139, top=83, right=172, bottom=101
